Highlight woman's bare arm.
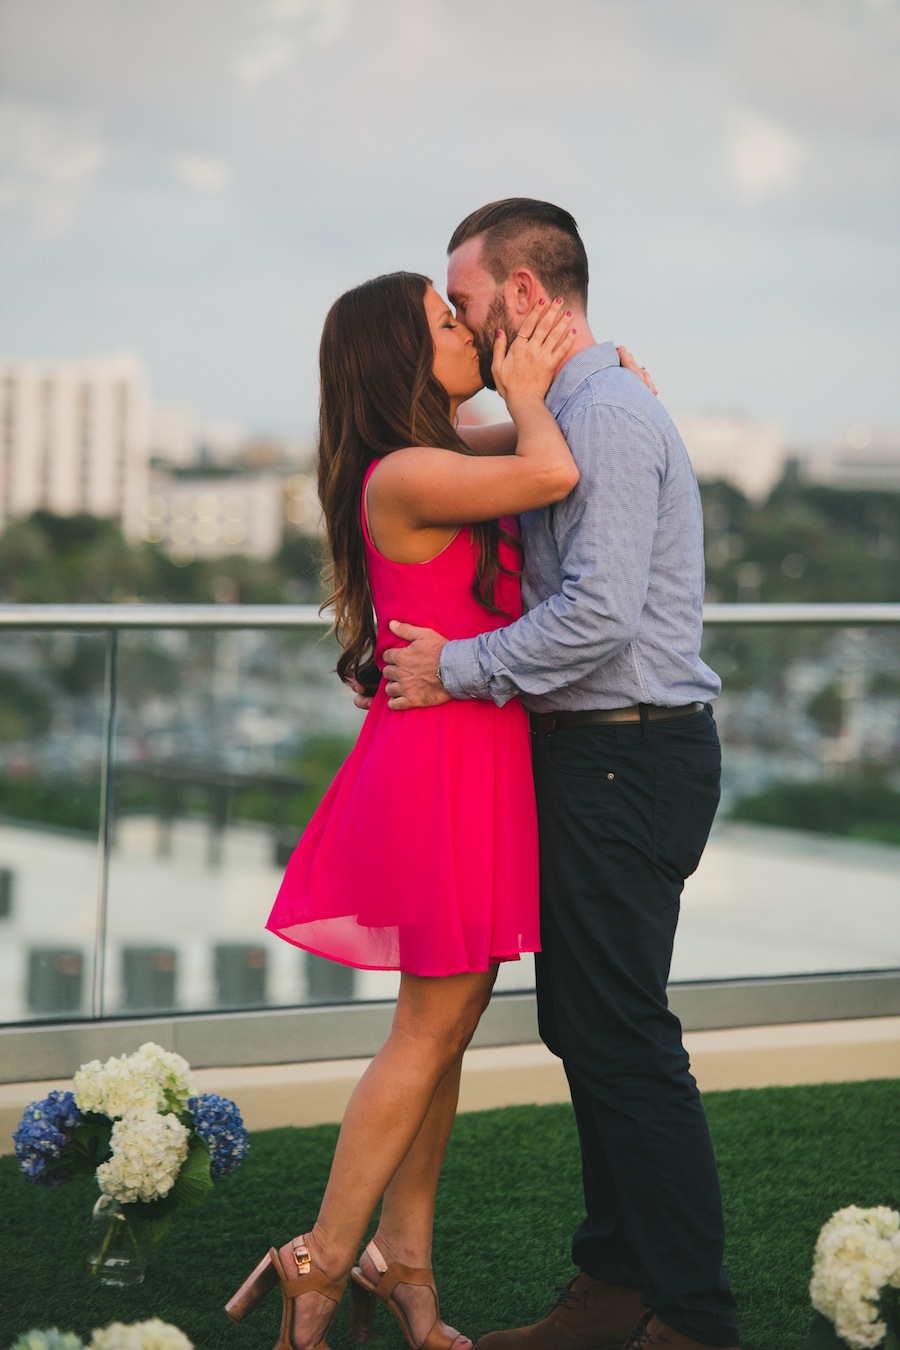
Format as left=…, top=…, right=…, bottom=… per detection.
left=368, top=297, right=579, bottom=547
left=456, top=420, right=517, bottom=456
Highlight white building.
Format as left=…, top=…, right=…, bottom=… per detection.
left=797, top=427, right=900, bottom=491
left=149, top=405, right=198, bottom=467
left=143, top=468, right=297, bottom=560
left=0, top=354, right=151, bottom=539
left=283, top=471, right=322, bottom=536
left=150, top=406, right=248, bottom=467
left=0, top=350, right=321, bottom=559
left=675, top=412, right=787, bottom=501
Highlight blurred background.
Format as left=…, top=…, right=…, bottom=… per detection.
left=0, top=0, right=899, bottom=1028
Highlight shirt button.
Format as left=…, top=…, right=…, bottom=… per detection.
left=607, top=772, right=615, bottom=780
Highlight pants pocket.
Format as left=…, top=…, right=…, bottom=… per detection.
left=653, top=765, right=721, bottom=881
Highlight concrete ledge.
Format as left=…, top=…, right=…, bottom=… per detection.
left=2, top=1016, right=898, bottom=1149
left=686, top=1014, right=900, bottom=1091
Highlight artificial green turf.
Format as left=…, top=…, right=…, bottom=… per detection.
left=2, top=1079, right=898, bottom=1349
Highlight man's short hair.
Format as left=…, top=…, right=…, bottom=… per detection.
left=448, top=198, right=589, bottom=307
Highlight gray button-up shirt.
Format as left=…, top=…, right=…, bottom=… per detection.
left=439, top=342, right=721, bottom=712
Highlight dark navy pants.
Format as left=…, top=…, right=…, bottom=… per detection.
left=532, top=706, right=740, bottom=1347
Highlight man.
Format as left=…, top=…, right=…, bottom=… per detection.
left=382, top=200, right=740, bottom=1350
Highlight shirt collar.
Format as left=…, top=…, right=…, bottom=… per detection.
left=546, top=341, right=620, bottom=416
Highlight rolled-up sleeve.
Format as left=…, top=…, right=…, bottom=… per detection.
left=439, top=402, right=666, bottom=706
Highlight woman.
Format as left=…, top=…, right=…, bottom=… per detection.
left=225, top=271, right=580, bottom=1350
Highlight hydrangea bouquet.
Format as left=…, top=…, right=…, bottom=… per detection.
left=9, top=1318, right=193, bottom=1350
left=804, top=1206, right=900, bottom=1349
left=12, top=1043, right=248, bottom=1276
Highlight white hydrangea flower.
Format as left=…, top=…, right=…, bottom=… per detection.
left=87, top=1320, right=193, bottom=1350
left=72, top=1044, right=195, bottom=1119
left=73, top=1055, right=159, bottom=1119
left=131, top=1043, right=195, bottom=1112
left=810, top=1206, right=900, bottom=1350
left=96, top=1112, right=190, bottom=1203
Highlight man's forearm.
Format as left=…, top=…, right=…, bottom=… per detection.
left=439, top=588, right=641, bottom=706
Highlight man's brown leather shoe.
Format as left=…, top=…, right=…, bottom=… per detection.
left=623, top=1312, right=740, bottom=1349
left=476, top=1273, right=647, bottom=1350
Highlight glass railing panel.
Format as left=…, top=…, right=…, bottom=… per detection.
left=101, top=626, right=404, bottom=1016
left=1, top=606, right=898, bottom=1030
left=674, top=622, right=900, bottom=982
left=0, top=630, right=109, bottom=1022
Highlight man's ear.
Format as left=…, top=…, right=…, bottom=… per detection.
left=507, top=268, right=542, bottom=314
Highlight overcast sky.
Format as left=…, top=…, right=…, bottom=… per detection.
left=1, top=0, right=898, bottom=448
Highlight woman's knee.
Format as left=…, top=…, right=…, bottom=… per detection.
left=393, top=970, right=494, bottom=1065
left=452, top=969, right=497, bottom=1045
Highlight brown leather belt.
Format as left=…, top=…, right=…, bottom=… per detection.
left=532, top=702, right=705, bottom=734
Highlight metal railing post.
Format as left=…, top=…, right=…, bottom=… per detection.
left=92, top=627, right=120, bottom=1019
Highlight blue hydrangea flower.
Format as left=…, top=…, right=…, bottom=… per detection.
left=186, top=1093, right=249, bottom=1181
left=13, top=1091, right=83, bottom=1187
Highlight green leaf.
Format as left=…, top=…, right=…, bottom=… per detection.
left=171, top=1138, right=213, bottom=1208
left=144, top=1211, right=173, bottom=1246
left=125, top=1195, right=176, bottom=1225
left=72, top=1116, right=113, bottom=1167
left=800, top=1314, right=846, bottom=1349
left=113, top=1202, right=175, bottom=1249
left=39, top=1151, right=91, bottom=1182
left=879, top=1288, right=900, bottom=1350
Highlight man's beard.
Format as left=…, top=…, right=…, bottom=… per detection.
left=474, top=292, right=516, bottom=391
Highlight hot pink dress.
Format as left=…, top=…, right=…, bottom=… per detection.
left=265, top=462, right=540, bottom=976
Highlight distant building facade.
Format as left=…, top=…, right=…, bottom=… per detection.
left=141, top=467, right=318, bottom=561
left=150, top=406, right=247, bottom=467
left=796, top=429, right=900, bottom=492
left=675, top=412, right=786, bottom=501
left=0, top=349, right=321, bottom=559
left=0, top=354, right=151, bottom=539
left=143, top=469, right=290, bottom=561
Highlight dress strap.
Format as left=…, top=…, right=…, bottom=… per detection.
left=361, top=460, right=379, bottom=549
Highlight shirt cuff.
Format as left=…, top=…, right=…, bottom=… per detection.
left=438, top=637, right=492, bottom=701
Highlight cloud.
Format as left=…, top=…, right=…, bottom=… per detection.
left=0, top=98, right=107, bottom=237
left=172, top=153, right=232, bottom=193
left=235, top=35, right=295, bottom=86
left=235, top=0, right=352, bottom=86
left=729, top=107, right=804, bottom=203
left=265, top=0, right=352, bottom=43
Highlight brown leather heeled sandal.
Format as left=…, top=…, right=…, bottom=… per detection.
left=225, top=1236, right=345, bottom=1350
left=348, top=1239, right=469, bottom=1350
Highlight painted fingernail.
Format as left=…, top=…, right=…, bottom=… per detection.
left=572, top=328, right=577, bottom=335
left=554, top=296, right=563, bottom=304
left=496, top=329, right=502, bottom=338
left=538, top=297, right=545, bottom=305
left=565, top=310, right=572, bottom=317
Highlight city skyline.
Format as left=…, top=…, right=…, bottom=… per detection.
left=1, top=0, right=899, bottom=447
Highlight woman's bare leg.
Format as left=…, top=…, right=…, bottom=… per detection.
left=363, top=965, right=497, bottom=1343
left=282, top=967, right=495, bottom=1348
left=360, top=1050, right=469, bottom=1345
left=377, top=1048, right=465, bottom=1257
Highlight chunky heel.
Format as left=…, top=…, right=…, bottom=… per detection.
left=350, top=1240, right=469, bottom=1350
left=224, top=1250, right=279, bottom=1324
left=348, top=1276, right=376, bottom=1341
left=272, top=1237, right=346, bottom=1350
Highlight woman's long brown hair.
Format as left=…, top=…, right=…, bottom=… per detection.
left=317, top=271, right=519, bottom=685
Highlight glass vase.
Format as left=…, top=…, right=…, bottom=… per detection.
left=87, top=1193, right=150, bottom=1286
